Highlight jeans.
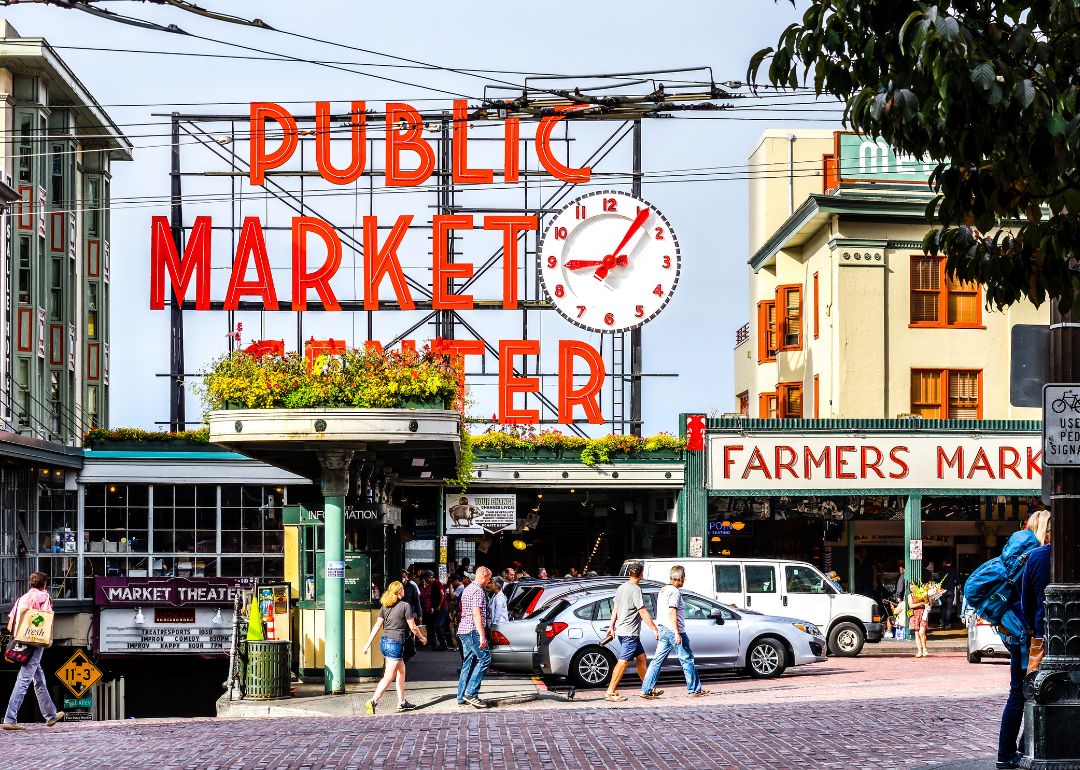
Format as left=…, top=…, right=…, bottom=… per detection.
left=380, top=637, right=404, bottom=662
left=4, top=646, right=57, bottom=724
left=457, top=630, right=490, bottom=701
left=641, top=627, right=702, bottom=695
left=998, top=641, right=1028, bottom=762
left=431, top=607, right=448, bottom=648
left=940, top=595, right=955, bottom=627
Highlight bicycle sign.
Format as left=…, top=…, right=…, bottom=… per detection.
left=1042, top=384, right=1080, bottom=466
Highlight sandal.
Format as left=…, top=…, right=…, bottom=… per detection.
left=605, top=693, right=628, bottom=702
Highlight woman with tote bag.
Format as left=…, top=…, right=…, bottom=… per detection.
left=3, top=573, right=63, bottom=730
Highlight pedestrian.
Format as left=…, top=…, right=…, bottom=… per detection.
left=456, top=566, right=492, bottom=709
left=427, top=572, right=448, bottom=651
left=362, top=581, right=428, bottom=714
left=417, top=571, right=432, bottom=648
left=537, top=567, right=548, bottom=579
left=909, top=580, right=930, bottom=657
left=854, top=548, right=876, bottom=597
left=938, top=558, right=958, bottom=629
left=603, top=563, right=660, bottom=702
left=3, top=573, right=64, bottom=730
left=640, top=565, right=709, bottom=699
left=997, top=510, right=1051, bottom=769
left=895, top=562, right=908, bottom=602
left=501, top=567, right=516, bottom=584
left=488, top=576, right=509, bottom=625
left=459, top=557, right=471, bottom=575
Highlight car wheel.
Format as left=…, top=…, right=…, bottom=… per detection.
left=828, top=622, right=865, bottom=657
left=569, top=648, right=615, bottom=689
left=747, top=637, right=787, bottom=679
left=968, top=651, right=982, bottom=664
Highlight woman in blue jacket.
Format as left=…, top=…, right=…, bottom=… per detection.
left=997, top=510, right=1050, bottom=769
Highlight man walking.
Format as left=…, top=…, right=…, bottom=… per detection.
left=456, top=566, right=492, bottom=708
left=640, top=565, right=709, bottom=699
left=603, top=563, right=660, bottom=702
left=938, top=558, right=958, bottom=629
left=426, top=572, right=448, bottom=650
left=4, top=573, right=63, bottom=730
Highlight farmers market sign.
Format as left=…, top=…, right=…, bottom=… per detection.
left=706, top=433, right=1042, bottom=492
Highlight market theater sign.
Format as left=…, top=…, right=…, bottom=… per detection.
left=705, top=434, right=1042, bottom=491
left=148, top=101, right=683, bottom=426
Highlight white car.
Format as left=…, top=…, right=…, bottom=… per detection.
left=966, top=613, right=1008, bottom=663
left=622, top=557, right=884, bottom=657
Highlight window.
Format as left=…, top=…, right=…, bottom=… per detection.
left=911, top=369, right=982, bottom=419
left=813, top=272, right=819, bottom=339
left=745, top=565, right=776, bottom=593
left=575, top=601, right=598, bottom=620
left=738, top=392, right=749, bottom=416
left=87, top=282, right=99, bottom=339
left=83, top=484, right=149, bottom=555
left=594, top=598, right=614, bottom=621
left=18, top=238, right=30, bottom=305
left=785, top=565, right=828, bottom=594
left=87, top=177, right=101, bottom=237
left=87, top=385, right=99, bottom=428
left=683, top=596, right=714, bottom=620
left=757, top=300, right=777, bottom=362
left=221, top=485, right=284, bottom=557
left=814, top=374, right=820, bottom=418
left=49, top=258, right=62, bottom=320
left=715, top=564, right=742, bottom=593
left=778, top=285, right=802, bottom=350
left=778, top=383, right=802, bottom=419
left=759, top=392, right=777, bottom=419
left=910, top=256, right=982, bottom=327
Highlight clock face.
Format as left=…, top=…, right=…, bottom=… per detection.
left=538, top=190, right=681, bottom=333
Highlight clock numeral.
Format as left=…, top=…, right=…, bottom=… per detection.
left=635, top=305, right=644, bottom=318
left=554, top=284, right=565, bottom=298
left=604, top=313, right=615, bottom=326
left=576, top=305, right=586, bottom=318
left=603, top=198, right=617, bottom=212
left=653, top=284, right=664, bottom=298
left=662, top=255, right=671, bottom=269
left=655, top=227, right=665, bottom=240
left=575, top=205, right=587, bottom=220
left=554, top=227, right=568, bottom=240
left=547, top=256, right=557, bottom=268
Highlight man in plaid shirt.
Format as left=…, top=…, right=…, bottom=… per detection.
left=456, top=566, right=492, bottom=708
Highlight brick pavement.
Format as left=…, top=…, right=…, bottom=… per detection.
left=2, top=654, right=1008, bottom=770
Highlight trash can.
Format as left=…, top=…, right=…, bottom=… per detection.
left=244, top=640, right=291, bottom=699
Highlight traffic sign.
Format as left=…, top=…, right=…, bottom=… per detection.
left=64, top=698, right=92, bottom=708
left=56, top=650, right=101, bottom=697
left=1042, top=384, right=1080, bottom=467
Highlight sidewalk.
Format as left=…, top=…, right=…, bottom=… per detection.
left=216, top=646, right=547, bottom=718
left=863, top=627, right=968, bottom=655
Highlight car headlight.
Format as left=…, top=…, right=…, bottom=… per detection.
left=793, top=623, right=821, bottom=637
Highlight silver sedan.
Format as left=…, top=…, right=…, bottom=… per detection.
left=533, top=587, right=829, bottom=688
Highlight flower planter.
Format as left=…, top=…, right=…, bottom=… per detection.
left=86, top=439, right=216, bottom=452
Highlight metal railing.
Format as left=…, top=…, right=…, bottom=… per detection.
left=735, top=323, right=750, bottom=348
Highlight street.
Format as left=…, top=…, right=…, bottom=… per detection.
left=4, top=653, right=1009, bottom=769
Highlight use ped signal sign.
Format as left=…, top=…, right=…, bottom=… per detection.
left=56, top=650, right=102, bottom=697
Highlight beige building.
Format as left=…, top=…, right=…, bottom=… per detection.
left=733, top=129, right=1045, bottom=420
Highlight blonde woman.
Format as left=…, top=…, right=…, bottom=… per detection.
left=362, top=581, right=427, bottom=714
left=908, top=582, right=930, bottom=657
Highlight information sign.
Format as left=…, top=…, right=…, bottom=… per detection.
left=1042, top=384, right=1080, bottom=467
left=56, top=650, right=102, bottom=697
left=326, top=561, right=346, bottom=579
left=98, top=607, right=231, bottom=653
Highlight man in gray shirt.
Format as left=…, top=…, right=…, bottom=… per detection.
left=603, top=563, right=659, bottom=702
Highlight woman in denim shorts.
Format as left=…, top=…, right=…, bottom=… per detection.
left=362, top=581, right=428, bottom=713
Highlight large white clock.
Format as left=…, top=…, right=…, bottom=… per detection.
left=538, top=190, right=681, bottom=333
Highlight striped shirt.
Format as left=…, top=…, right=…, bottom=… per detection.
left=456, top=583, right=487, bottom=636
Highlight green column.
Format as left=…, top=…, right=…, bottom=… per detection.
left=318, top=450, right=354, bottom=695
left=847, top=521, right=855, bottom=592
left=904, top=493, right=923, bottom=633
left=677, top=413, right=707, bottom=557
left=436, top=487, right=446, bottom=580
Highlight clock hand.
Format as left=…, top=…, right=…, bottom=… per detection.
left=595, top=207, right=651, bottom=280
left=564, top=257, right=629, bottom=270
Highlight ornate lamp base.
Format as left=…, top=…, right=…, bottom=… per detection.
left=1023, top=585, right=1080, bottom=769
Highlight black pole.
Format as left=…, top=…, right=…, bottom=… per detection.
left=169, top=114, right=186, bottom=433
left=630, top=119, right=643, bottom=437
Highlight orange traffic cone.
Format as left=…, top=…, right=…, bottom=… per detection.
left=265, top=604, right=276, bottom=640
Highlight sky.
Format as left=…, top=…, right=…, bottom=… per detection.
left=3, top=0, right=842, bottom=435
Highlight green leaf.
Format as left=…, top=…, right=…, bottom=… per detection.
left=971, top=61, right=996, bottom=91
left=1047, top=113, right=1068, bottom=136
left=894, top=89, right=920, bottom=119
left=935, top=14, right=959, bottom=43
left=1066, top=115, right=1080, bottom=138
left=976, top=209, right=998, bottom=232
left=899, top=9, right=927, bottom=53
left=1013, top=79, right=1035, bottom=108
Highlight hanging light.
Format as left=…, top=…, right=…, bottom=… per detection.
left=133, top=607, right=145, bottom=625
left=512, top=540, right=527, bottom=550
left=733, top=522, right=746, bottom=530
left=211, top=608, right=224, bottom=624
left=721, top=550, right=731, bottom=556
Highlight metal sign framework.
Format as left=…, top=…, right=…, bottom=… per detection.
left=161, top=77, right=733, bottom=435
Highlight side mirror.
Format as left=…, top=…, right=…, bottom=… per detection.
left=709, top=608, right=726, bottom=625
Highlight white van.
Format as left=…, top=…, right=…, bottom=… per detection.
left=620, top=557, right=884, bottom=656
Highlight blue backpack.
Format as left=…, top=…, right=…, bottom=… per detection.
left=962, top=529, right=1039, bottom=644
